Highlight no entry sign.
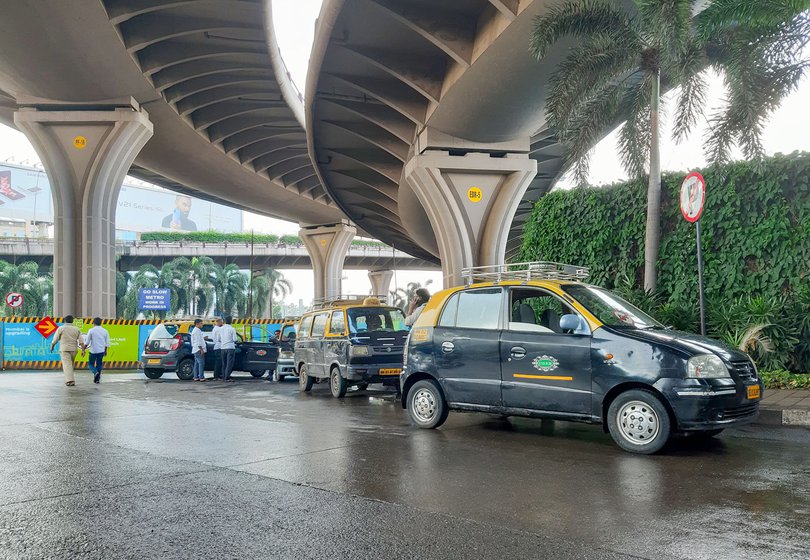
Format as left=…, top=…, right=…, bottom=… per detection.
left=680, top=172, right=706, bottom=223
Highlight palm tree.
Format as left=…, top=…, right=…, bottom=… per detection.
left=119, top=262, right=188, bottom=319
left=0, top=260, right=49, bottom=316
left=530, top=0, right=809, bottom=291
left=210, top=263, right=248, bottom=317
left=245, top=274, right=270, bottom=319
left=259, top=269, right=292, bottom=318
left=167, top=256, right=216, bottom=316
left=390, top=280, right=433, bottom=311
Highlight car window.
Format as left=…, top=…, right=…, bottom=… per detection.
left=329, top=310, right=346, bottom=335
left=299, top=315, right=313, bottom=338
left=440, top=288, right=502, bottom=330
left=281, top=324, right=296, bottom=340
left=147, top=324, right=178, bottom=340
left=562, top=284, right=663, bottom=329
left=347, top=307, right=407, bottom=333
left=509, top=288, right=576, bottom=333
left=311, top=313, right=329, bottom=337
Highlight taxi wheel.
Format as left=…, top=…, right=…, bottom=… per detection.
left=176, top=359, right=194, bottom=381
left=407, top=379, right=448, bottom=429
left=607, top=389, right=671, bottom=454
left=144, top=369, right=163, bottom=380
left=273, top=370, right=285, bottom=383
left=330, top=367, right=347, bottom=398
left=299, top=365, right=314, bottom=392
left=250, top=370, right=266, bottom=378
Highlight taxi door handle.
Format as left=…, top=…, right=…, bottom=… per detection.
left=510, top=347, right=526, bottom=359
left=441, top=341, right=455, bottom=353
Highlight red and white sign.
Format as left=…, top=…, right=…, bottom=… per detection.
left=5, top=292, right=23, bottom=308
left=35, top=316, right=58, bottom=338
left=680, top=172, right=706, bottom=223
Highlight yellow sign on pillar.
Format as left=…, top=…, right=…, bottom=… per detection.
left=467, top=186, right=483, bottom=203
left=73, top=136, right=87, bottom=150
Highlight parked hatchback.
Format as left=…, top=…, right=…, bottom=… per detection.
left=400, top=262, right=763, bottom=454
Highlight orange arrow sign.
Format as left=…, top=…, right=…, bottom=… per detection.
left=35, top=316, right=58, bottom=338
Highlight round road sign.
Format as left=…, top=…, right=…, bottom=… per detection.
left=5, top=292, right=23, bottom=308
left=680, top=171, right=706, bottom=223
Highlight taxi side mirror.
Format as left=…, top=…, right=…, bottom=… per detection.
left=560, top=314, right=582, bottom=332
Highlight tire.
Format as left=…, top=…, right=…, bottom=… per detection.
left=356, top=383, right=368, bottom=391
left=250, top=370, right=266, bottom=378
left=299, top=364, right=314, bottom=392
left=144, top=369, right=163, bottom=379
left=407, top=379, right=448, bottom=429
left=176, top=359, right=194, bottom=381
left=272, top=370, right=286, bottom=383
left=330, top=367, right=347, bottom=398
left=607, top=389, right=671, bottom=454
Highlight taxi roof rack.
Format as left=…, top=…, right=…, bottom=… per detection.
left=461, top=261, right=589, bottom=284
left=311, top=294, right=388, bottom=309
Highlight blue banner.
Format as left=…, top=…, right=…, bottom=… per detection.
left=139, top=289, right=171, bottom=311
left=2, top=322, right=61, bottom=362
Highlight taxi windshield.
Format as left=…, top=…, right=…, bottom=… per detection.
left=348, top=307, right=408, bottom=334
left=562, top=285, right=664, bottom=329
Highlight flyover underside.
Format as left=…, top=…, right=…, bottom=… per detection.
left=308, top=0, right=571, bottom=264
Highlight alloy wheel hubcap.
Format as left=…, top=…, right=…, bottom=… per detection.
left=413, top=388, right=436, bottom=422
left=617, top=400, right=659, bottom=445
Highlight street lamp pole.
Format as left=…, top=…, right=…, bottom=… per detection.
left=248, top=229, right=255, bottom=318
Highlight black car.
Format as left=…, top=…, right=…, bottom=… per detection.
left=141, top=321, right=279, bottom=380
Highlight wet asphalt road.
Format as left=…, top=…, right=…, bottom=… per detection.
left=1, top=372, right=809, bottom=560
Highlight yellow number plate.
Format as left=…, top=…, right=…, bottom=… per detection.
left=747, top=385, right=761, bottom=400
left=147, top=359, right=161, bottom=365
left=379, top=368, right=402, bottom=375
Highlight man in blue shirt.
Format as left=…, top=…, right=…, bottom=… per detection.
left=83, top=317, right=111, bottom=384
left=190, top=318, right=207, bottom=382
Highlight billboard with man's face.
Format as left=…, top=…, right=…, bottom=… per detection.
left=0, top=163, right=242, bottom=233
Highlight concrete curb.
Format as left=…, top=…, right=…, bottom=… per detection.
left=757, top=408, right=810, bottom=427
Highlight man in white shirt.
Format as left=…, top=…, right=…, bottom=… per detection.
left=219, top=316, right=238, bottom=382
left=83, top=317, right=111, bottom=384
left=209, top=317, right=224, bottom=379
left=190, top=318, right=207, bottom=382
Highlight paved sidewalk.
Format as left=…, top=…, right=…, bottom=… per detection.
left=759, top=388, right=810, bottom=426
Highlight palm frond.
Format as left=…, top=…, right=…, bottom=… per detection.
left=697, top=0, right=810, bottom=39
left=530, top=0, right=633, bottom=59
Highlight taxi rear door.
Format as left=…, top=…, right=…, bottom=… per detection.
left=433, top=287, right=503, bottom=407
left=500, top=287, right=592, bottom=415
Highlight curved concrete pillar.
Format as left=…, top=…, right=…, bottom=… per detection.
left=403, top=138, right=537, bottom=288
left=368, top=269, right=393, bottom=298
left=14, top=98, right=153, bottom=317
left=299, top=222, right=356, bottom=300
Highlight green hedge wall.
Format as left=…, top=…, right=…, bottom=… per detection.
left=518, top=151, right=810, bottom=371
left=519, top=152, right=810, bottom=305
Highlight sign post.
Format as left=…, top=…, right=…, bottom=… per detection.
left=5, top=292, right=23, bottom=308
left=139, top=288, right=171, bottom=312
left=680, top=171, right=707, bottom=335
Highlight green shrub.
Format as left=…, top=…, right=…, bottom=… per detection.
left=139, top=231, right=389, bottom=249
left=760, top=370, right=810, bottom=390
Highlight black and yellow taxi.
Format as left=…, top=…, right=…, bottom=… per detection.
left=273, top=320, right=298, bottom=382
left=295, top=296, right=408, bottom=397
left=141, top=320, right=279, bottom=380
left=400, top=262, right=763, bottom=454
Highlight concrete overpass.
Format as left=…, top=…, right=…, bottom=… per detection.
left=0, top=239, right=438, bottom=271
left=0, top=0, right=574, bottom=312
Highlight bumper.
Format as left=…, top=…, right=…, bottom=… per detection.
left=141, top=354, right=178, bottom=372
left=277, top=359, right=297, bottom=376
left=658, top=379, right=764, bottom=430
left=345, top=365, right=402, bottom=384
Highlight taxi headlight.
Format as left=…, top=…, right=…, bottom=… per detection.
left=687, top=354, right=730, bottom=379
left=280, top=351, right=293, bottom=359
left=350, top=345, right=369, bottom=356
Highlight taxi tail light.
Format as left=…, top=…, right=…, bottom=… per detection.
left=170, top=335, right=182, bottom=351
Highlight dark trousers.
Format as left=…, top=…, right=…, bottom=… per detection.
left=213, top=349, right=222, bottom=378
left=89, top=352, right=104, bottom=375
left=221, top=349, right=235, bottom=380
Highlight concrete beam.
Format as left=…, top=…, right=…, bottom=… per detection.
left=299, top=223, right=356, bottom=299
left=368, top=269, right=393, bottom=298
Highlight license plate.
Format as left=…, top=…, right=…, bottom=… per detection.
left=147, top=359, right=161, bottom=365
left=747, top=385, right=761, bottom=400
left=379, top=368, right=401, bottom=375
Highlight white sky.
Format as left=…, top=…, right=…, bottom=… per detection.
left=0, top=0, right=807, bottom=304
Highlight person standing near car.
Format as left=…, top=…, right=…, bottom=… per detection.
left=220, top=316, right=238, bottom=382
left=83, top=317, right=110, bottom=384
left=50, top=315, right=83, bottom=386
left=190, top=318, right=207, bottom=382
left=210, top=317, right=224, bottom=380
left=405, top=288, right=431, bottom=327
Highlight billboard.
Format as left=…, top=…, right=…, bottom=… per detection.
left=0, top=163, right=242, bottom=234
left=139, top=289, right=171, bottom=311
